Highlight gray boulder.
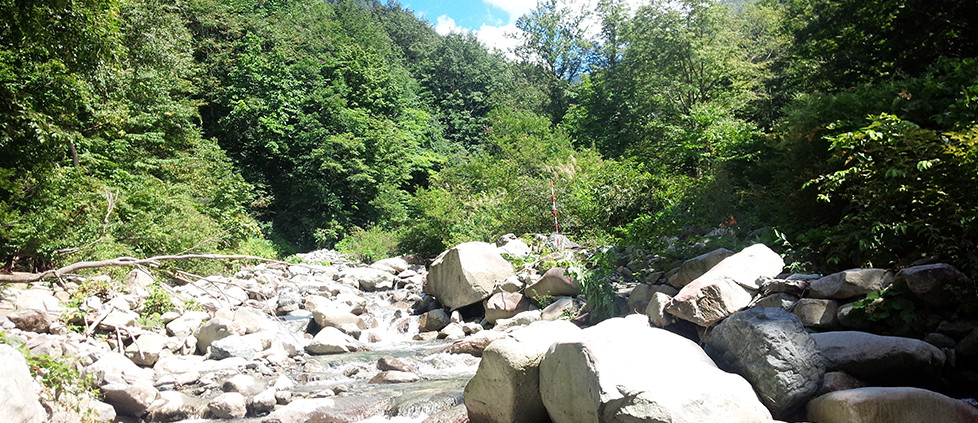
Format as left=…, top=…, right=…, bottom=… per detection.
left=340, top=267, right=396, bottom=292
left=102, top=382, right=159, bottom=418
left=807, top=387, right=978, bottom=423
left=540, top=296, right=584, bottom=321
left=147, top=391, right=205, bottom=422
left=260, top=396, right=393, bottom=423
left=0, top=344, right=46, bottom=423
left=7, top=309, right=53, bottom=333
left=196, top=317, right=244, bottom=353
left=668, top=248, right=734, bottom=288
left=305, top=327, right=363, bottom=355
left=525, top=267, right=580, bottom=298
left=792, top=298, right=839, bottom=329
left=644, top=292, right=675, bottom=327
left=539, top=316, right=772, bottom=423
left=424, top=242, right=515, bottom=309
left=897, top=263, right=967, bottom=307
left=464, top=320, right=582, bottom=423
left=125, top=332, right=174, bottom=366
left=666, top=244, right=784, bottom=326
left=809, top=269, right=891, bottom=300
left=484, top=292, right=535, bottom=324
left=419, top=309, right=451, bottom=332
left=209, top=392, right=247, bottom=419
left=704, top=308, right=825, bottom=418
left=812, top=331, right=945, bottom=382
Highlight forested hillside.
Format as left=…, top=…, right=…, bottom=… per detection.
left=2, top=0, right=976, bottom=279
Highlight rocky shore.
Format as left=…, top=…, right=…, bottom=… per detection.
left=1, top=233, right=977, bottom=423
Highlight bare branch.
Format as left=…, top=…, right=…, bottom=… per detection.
left=0, top=254, right=284, bottom=284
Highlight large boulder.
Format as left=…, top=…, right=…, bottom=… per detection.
left=809, top=269, right=891, bottom=300
left=704, top=308, right=825, bottom=418
left=811, top=331, right=945, bottom=383
left=896, top=263, right=967, bottom=307
left=807, top=387, right=978, bottom=423
left=792, top=298, right=839, bottom=329
left=125, top=332, right=174, bottom=366
left=424, top=242, right=515, bottom=309
left=483, top=292, right=535, bottom=324
left=0, top=344, right=46, bottom=423
left=539, top=316, right=772, bottom=423
left=666, top=244, right=784, bottom=326
left=525, top=267, right=580, bottom=298
left=339, top=267, right=396, bottom=292
left=464, top=320, right=582, bottom=423
left=667, top=248, right=734, bottom=288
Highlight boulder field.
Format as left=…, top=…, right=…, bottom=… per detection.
left=1, top=234, right=977, bottom=423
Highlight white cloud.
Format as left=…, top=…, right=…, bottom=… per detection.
left=483, top=0, right=536, bottom=23
left=475, top=23, right=522, bottom=58
left=471, top=0, right=650, bottom=60
left=434, top=15, right=462, bottom=36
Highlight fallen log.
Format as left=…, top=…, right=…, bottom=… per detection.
left=0, top=254, right=281, bottom=283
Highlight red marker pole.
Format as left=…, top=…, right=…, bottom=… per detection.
left=550, top=180, right=559, bottom=234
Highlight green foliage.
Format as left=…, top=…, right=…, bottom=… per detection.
left=849, top=285, right=924, bottom=334
left=335, top=226, right=400, bottom=263
left=142, top=282, right=174, bottom=318
left=568, top=248, right=617, bottom=322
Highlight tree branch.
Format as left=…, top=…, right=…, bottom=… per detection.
left=0, top=254, right=285, bottom=283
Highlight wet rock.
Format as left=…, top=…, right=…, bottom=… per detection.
left=424, top=242, right=515, bottom=309
left=443, top=330, right=508, bottom=357
left=377, top=356, right=418, bottom=373
left=369, top=370, right=421, bottom=384
left=440, top=322, right=467, bottom=340
left=705, top=307, right=825, bottom=418
left=305, top=327, right=363, bottom=355
left=0, top=344, right=46, bottom=423
left=807, top=387, right=978, bottom=423
left=526, top=267, right=580, bottom=298
left=419, top=309, right=451, bottom=332
left=484, top=292, right=535, bottom=324
left=809, top=269, right=892, bottom=300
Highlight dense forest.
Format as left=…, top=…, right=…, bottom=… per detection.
left=2, top=0, right=977, bottom=278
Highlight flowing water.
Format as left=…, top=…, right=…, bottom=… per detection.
left=176, top=286, right=481, bottom=423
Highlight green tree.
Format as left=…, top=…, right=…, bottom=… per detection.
left=514, top=0, right=597, bottom=122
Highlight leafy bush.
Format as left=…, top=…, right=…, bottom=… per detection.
left=335, top=226, right=400, bottom=263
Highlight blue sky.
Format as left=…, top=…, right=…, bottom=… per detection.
left=387, top=0, right=538, bottom=54
left=387, top=0, right=646, bottom=55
